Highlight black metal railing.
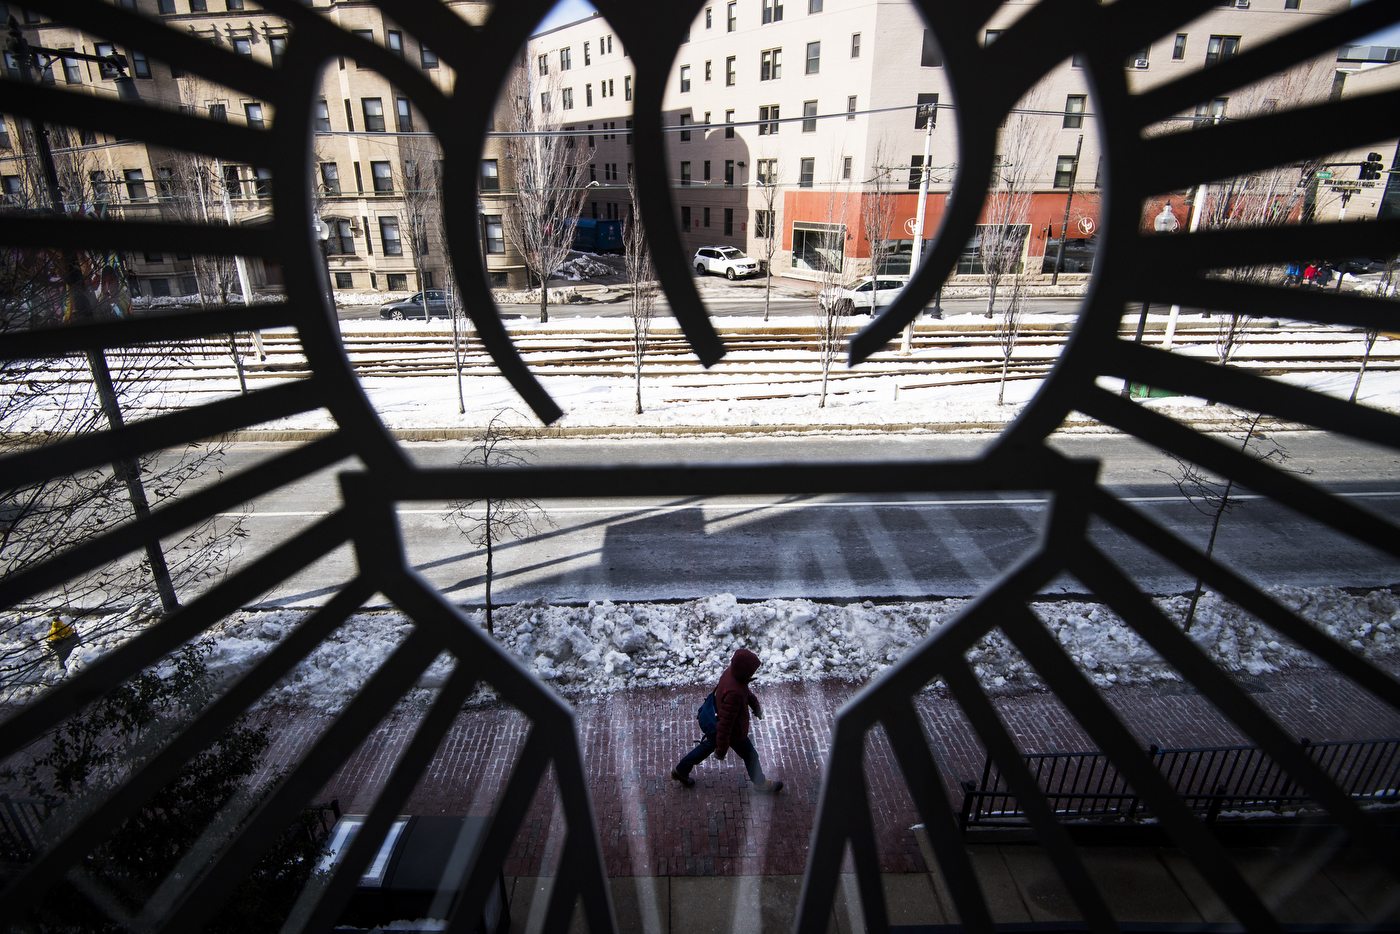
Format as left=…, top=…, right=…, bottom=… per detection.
left=0, top=796, right=47, bottom=861
left=960, top=738, right=1400, bottom=828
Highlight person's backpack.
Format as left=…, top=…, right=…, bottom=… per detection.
left=697, top=691, right=718, bottom=735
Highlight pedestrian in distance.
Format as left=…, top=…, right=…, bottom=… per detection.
left=1282, top=262, right=1301, bottom=287
left=671, top=648, right=784, bottom=793
left=1303, top=263, right=1318, bottom=288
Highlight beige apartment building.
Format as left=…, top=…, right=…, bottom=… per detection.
left=1, top=0, right=529, bottom=300
left=531, top=0, right=1358, bottom=281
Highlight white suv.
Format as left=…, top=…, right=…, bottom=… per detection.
left=693, top=246, right=760, bottom=280
left=819, top=276, right=909, bottom=314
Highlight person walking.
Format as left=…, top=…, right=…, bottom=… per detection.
left=671, top=648, right=784, bottom=793
left=1303, top=263, right=1318, bottom=288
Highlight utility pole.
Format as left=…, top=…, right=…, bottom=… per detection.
left=215, top=158, right=265, bottom=360
left=901, top=102, right=935, bottom=354
left=7, top=18, right=179, bottom=613
left=1049, top=134, right=1083, bottom=286
left=1163, top=111, right=1223, bottom=349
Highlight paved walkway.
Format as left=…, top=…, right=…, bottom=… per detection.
left=256, top=664, right=1400, bottom=885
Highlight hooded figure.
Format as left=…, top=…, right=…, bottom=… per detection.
left=671, top=648, right=784, bottom=793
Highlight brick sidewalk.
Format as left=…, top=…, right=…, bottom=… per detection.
left=255, top=665, right=1400, bottom=879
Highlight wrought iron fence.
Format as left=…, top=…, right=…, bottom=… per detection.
left=961, top=738, right=1400, bottom=828
left=0, top=0, right=1397, bottom=931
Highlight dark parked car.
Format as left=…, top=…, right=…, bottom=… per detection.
left=380, top=290, right=449, bottom=320
left=1337, top=258, right=1388, bottom=275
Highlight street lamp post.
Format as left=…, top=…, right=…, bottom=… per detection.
left=1122, top=203, right=1180, bottom=398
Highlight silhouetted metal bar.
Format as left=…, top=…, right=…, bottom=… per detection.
left=0, top=305, right=293, bottom=360
left=0, top=217, right=276, bottom=256
left=1089, top=489, right=1400, bottom=711
left=0, top=433, right=353, bottom=610
left=1001, top=606, right=1278, bottom=931
left=1127, top=279, right=1400, bottom=333
left=1140, top=220, right=1400, bottom=275
left=0, top=578, right=375, bottom=922
left=0, top=511, right=352, bottom=760
left=1078, top=388, right=1400, bottom=562
left=943, top=660, right=1119, bottom=933
left=0, top=377, right=323, bottom=495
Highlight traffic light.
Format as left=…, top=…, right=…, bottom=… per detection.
left=1360, top=153, right=1385, bottom=180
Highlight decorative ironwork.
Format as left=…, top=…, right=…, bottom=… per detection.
left=0, top=0, right=1395, bottom=931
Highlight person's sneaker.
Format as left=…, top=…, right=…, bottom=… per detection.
left=754, top=780, right=784, bottom=794
left=670, top=769, right=695, bottom=787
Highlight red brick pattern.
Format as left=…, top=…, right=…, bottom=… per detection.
left=250, top=665, right=1400, bottom=879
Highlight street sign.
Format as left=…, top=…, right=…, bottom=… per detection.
left=1317, top=171, right=1332, bottom=178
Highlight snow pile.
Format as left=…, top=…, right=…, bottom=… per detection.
left=556, top=254, right=613, bottom=281
left=493, top=287, right=582, bottom=305
left=131, top=292, right=286, bottom=308
left=9, top=585, right=1395, bottom=712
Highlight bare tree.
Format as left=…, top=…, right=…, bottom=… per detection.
left=813, top=159, right=854, bottom=408
left=623, top=175, right=657, bottom=414
left=979, top=110, right=1040, bottom=319
left=754, top=155, right=783, bottom=322
left=502, top=65, right=592, bottom=323
left=1158, top=412, right=1308, bottom=631
left=1349, top=258, right=1394, bottom=403
left=447, top=411, right=554, bottom=635
left=996, top=272, right=1027, bottom=406
left=861, top=141, right=898, bottom=284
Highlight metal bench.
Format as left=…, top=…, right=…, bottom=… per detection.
left=959, top=738, right=1400, bottom=830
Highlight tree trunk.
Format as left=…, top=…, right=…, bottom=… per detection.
left=1349, top=330, right=1378, bottom=404
left=763, top=271, right=772, bottom=322
left=1184, top=417, right=1259, bottom=631
left=985, top=281, right=998, bottom=318
left=451, top=303, right=465, bottom=415
left=538, top=275, right=549, bottom=323
left=997, top=354, right=1009, bottom=406
left=227, top=334, right=247, bottom=395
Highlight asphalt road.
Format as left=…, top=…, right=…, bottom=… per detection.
left=198, top=432, right=1400, bottom=608
left=336, top=294, right=1089, bottom=321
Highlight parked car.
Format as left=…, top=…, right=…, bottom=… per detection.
left=693, top=246, right=760, bottom=280
left=1336, top=258, right=1387, bottom=275
left=819, top=276, right=909, bottom=314
left=380, top=290, right=449, bottom=320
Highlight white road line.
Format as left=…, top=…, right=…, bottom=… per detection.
left=216, top=490, right=1400, bottom=519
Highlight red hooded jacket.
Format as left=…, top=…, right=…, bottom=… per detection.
left=714, top=649, right=763, bottom=758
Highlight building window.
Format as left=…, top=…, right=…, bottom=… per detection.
left=157, top=0, right=175, bottom=12
left=1205, top=35, right=1240, bottom=67
left=538, top=53, right=549, bottom=75
left=1063, top=95, right=1085, bottom=129
left=223, top=164, right=241, bottom=198
left=63, top=54, right=81, bottom=83
left=560, top=47, right=572, bottom=70
left=1285, top=0, right=1300, bottom=8
left=680, top=65, right=691, bottom=92
left=984, top=29, right=1002, bottom=46
left=725, top=110, right=735, bottom=138
left=921, top=29, right=943, bottom=66
left=386, top=273, right=408, bottom=290
left=791, top=221, right=844, bottom=272
left=334, top=272, right=354, bottom=289
left=625, top=75, right=633, bottom=100
left=371, top=160, right=393, bottom=193
left=908, top=155, right=924, bottom=190
left=723, top=159, right=733, bottom=185
left=802, top=100, right=817, bottom=132
left=562, top=87, right=574, bottom=109
left=759, top=104, right=779, bottom=135
left=757, top=158, right=776, bottom=185
left=681, top=161, right=691, bottom=186
left=270, top=36, right=286, bottom=68
left=678, top=114, right=691, bottom=141
left=705, top=60, right=712, bottom=81
left=755, top=210, right=774, bottom=237
left=1193, top=98, right=1228, bottom=127
left=379, top=217, right=403, bottom=254
left=805, top=41, right=820, bottom=74
left=726, top=56, right=736, bottom=86
left=703, top=206, right=711, bottom=228
left=482, top=215, right=504, bottom=253
left=131, top=51, right=151, bottom=79
left=396, top=98, right=413, bottom=131
left=584, top=41, right=591, bottom=66
left=421, top=45, right=438, bottom=68
left=541, top=91, right=551, bottom=113
left=315, top=99, right=331, bottom=131
left=706, top=7, right=713, bottom=28
left=190, top=0, right=206, bottom=9
left=254, top=167, right=272, bottom=199
left=327, top=219, right=354, bottom=255
left=93, top=43, right=120, bottom=78
left=809, top=0, right=822, bottom=11
left=681, top=205, right=691, bottom=228
left=244, top=102, right=264, bottom=130
left=799, top=157, right=814, bottom=188
left=915, top=92, right=938, bottom=129
left=851, top=33, right=861, bottom=58
left=148, top=278, right=171, bottom=297
left=842, top=156, right=851, bottom=180
left=232, top=37, right=252, bottom=57
left=1054, top=154, right=1078, bottom=188
left=362, top=98, right=385, bottom=132
left=1173, top=34, right=1188, bottom=60
left=847, top=96, right=856, bottom=120
left=727, top=1, right=736, bottom=31
left=481, top=160, right=499, bottom=191
left=703, top=160, right=711, bottom=181
left=1126, top=47, right=1149, bottom=68
left=124, top=169, right=148, bottom=201
left=227, top=0, right=244, bottom=10
left=210, top=102, right=227, bottom=122
left=762, top=0, right=783, bottom=24
left=761, top=48, right=781, bottom=80
left=724, top=207, right=734, bottom=235
left=320, top=162, right=340, bottom=193
left=144, top=250, right=164, bottom=263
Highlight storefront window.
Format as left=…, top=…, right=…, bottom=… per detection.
left=791, top=221, right=845, bottom=273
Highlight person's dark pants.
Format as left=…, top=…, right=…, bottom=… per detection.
left=675, top=732, right=766, bottom=784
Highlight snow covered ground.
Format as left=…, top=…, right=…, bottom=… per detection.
left=9, top=584, right=1395, bottom=713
